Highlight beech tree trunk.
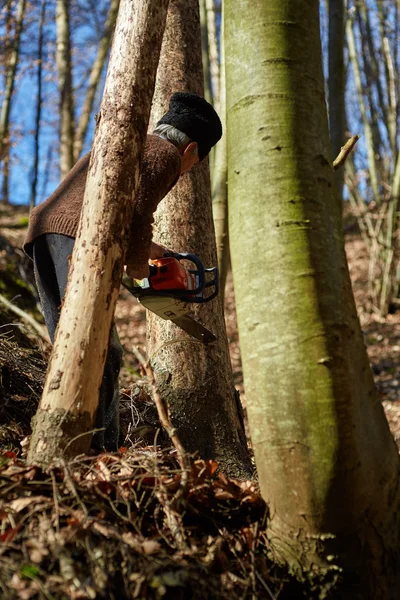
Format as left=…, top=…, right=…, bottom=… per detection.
left=147, top=0, right=251, bottom=479
left=28, top=0, right=169, bottom=467
left=55, top=0, right=74, bottom=179
left=225, top=0, right=400, bottom=595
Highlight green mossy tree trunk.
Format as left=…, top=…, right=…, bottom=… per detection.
left=225, top=0, right=400, bottom=596
left=147, top=0, right=251, bottom=479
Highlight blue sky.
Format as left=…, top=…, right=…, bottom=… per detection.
left=1, top=0, right=397, bottom=207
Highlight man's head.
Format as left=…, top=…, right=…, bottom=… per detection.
left=153, top=92, right=222, bottom=174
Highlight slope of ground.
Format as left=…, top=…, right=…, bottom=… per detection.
left=1, top=203, right=400, bottom=599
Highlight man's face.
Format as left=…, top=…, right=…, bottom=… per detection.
left=180, top=142, right=199, bottom=174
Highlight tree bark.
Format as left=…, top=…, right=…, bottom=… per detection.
left=0, top=0, right=26, bottom=162
left=28, top=0, right=169, bottom=467
left=225, top=0, right=400, bottom=595
left=73, top=0, right=120, bottom=162
left=55, top=0, right=74, bottom=180
left=147, top=0, right=251, bottom=479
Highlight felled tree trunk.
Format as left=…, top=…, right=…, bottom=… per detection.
left=147, top=0, right=252, bottom=479
left=28, top=0, right=169, bottom=468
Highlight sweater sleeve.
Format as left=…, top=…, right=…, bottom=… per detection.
left=125, top=136, right=181, bottom=272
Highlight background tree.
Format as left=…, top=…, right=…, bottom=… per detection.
left=72, top=0, right=120, bottom=162
left=211, top=4, right=229, bottom=301
left=344, top=0, right=400, bottom=316
left=225, top=0, right=400, bottom=594
left=28, top=0, right=170, bottom=466
left=30, top=0, right=46, bottom=211
left=55, top=0, right=74, bottom=179
left=147, top=0, right=251, bottom=479
left=0, top=0, right=26, bottom=203
left=328, top=0, right=345, bottom=199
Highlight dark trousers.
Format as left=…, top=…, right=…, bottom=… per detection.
left=33, top=233, right=122, bottom=451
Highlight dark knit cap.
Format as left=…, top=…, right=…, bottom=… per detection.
left=157, top=92, right=222, bottom=160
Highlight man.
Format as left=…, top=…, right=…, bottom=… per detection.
left=23, top=92, right=222, bottom=451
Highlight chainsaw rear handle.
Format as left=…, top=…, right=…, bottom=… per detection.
left=162, top=252, right=219, bottom=302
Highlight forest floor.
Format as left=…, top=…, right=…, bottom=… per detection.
left=1, top=203, right=400, bottom=599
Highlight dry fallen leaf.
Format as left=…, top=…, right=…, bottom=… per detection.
left=9, top=495, right=49, bottom=513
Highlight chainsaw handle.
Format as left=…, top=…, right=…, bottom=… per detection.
left=163, top=253, right=219, bottom=302
left=160, top=252, right=205, bottom=295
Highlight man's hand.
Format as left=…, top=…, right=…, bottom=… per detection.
left=126, top=242, right=173, bottom=280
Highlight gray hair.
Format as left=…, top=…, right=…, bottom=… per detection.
left=152, top=123, right=191, bottom=151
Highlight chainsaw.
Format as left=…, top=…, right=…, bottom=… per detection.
left=122, top=253, right=219, bottom=343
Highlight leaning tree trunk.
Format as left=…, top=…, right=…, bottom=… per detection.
left=55, top=0, right=75, bottom=179
left=28, top=0, right=170, bottom=467
left=147, top=0, right=251, bottom=479
left=225, top=0, right=400, bottom=596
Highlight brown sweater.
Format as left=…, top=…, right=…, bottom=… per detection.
left=24, top=135, right=181, bottom=271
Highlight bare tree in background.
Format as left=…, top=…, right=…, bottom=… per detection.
left=73, top=0, right=120, bottom=161
left=345, top=0, right=400, bottom=316
left=30, top=0, right=46, bottom=211
left=0, top=0, right=26, bottom=203
left=211, top=2, right=229, bottom=301
left=328, top=0, right=345, bottom=199
left=55, top=0, right=74, bottom=179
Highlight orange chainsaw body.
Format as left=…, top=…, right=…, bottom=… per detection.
left=148, top=257, right=197, bottom=292
left=122, top=253, right=219, bottom=343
